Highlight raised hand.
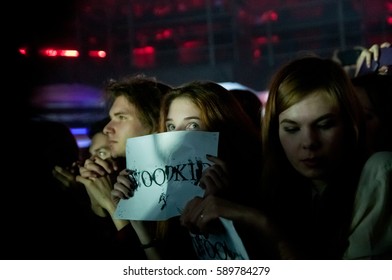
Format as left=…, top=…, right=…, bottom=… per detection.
left=111, top=169, right=137, bottom=205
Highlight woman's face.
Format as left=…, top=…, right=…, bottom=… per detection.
left=165, top=97, right=207, bottom=131
left=278, top=91, right=347, bottom=181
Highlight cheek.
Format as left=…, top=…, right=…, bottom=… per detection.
left=279, top=131, right=297, bottom=158
left=321, top=128, right=347, bottom=155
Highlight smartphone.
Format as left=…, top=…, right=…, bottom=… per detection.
left=357, top=47, right=392, bottom=76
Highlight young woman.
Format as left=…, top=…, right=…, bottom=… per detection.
left=112, top=80, right=264, bottom=259
left=260, top=56, right=367, bottom=259
left=181, top=56, right=391, bottom=259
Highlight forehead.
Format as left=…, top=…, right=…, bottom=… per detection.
left=110, top=95, right=137, bottom=114
left=167, top=97, right=200, bottom=116
left=279, top=91, right=339, bottom=121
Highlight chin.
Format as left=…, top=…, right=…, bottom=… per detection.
left=298, top=167, right=325, bottom=180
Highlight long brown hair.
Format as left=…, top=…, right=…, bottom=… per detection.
left=157, top=81, right=264, bottom=256
left=261, top=56, right=367, bottom=259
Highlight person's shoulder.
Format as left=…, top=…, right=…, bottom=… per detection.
left=364, top=151, right=392, bottom=168
left=360, top=151, right=392, bottom=179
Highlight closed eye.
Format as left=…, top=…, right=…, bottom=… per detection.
left=316, top=119, right=337, bottom=130
left=282, top=126, right=299, bottom=133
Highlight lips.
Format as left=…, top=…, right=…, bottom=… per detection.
left=108, top=140, right=117, bottom=147
left=301, top=158, right=321, bottom=167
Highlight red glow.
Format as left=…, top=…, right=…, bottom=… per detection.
left=132, top=46, right=156, bottom=68
left=19, top=48, right=27, bottom=55
left=254, top=35, right=280, bottom=45
left=156, top=29, right=173, bottom=40
left=179, top=40, right=203, bottom=64
left=182, top=40, right=202, bottom=48
left=133, top=46, right=155, bottom=55
left=260, top=10, right=278, bottom=23
left=387, top=2, right=392, bottom=12
left=387, top=16, right=392, bottom=25
left=269, top=11, right=278, bottom=21
left=39, top=48, right=79, bottom=57
left=60, top=50, right=79, bottom=57
left=88, top=50, right=107, bottom=58
left=253, top=49, right=261, bottom=59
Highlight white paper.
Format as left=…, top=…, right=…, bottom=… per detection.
left=190, top=218, right=250, bottom=260
left=114, top=131, right=219, bottom=221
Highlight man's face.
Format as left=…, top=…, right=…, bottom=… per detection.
left=103, top=95, right=151, bottom=158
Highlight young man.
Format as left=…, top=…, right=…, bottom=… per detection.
left=76, top=74, right=171, bottom=259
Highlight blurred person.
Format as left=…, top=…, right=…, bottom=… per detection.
left=9, top=120, right=102, bottom=259
left=229, top=88, right=263, bottom=131
left=352, top=42, right=392, bottom=154
left=88, top=117, right=111, bottom=161
left=53, top=117, right=112, bottom=191
left=343, top=43, right=392, bottom=259
left=351, top=73, right=392, bottom=155
left=112, top=80, right=264, bottom=259
left=52, top=117, right=113, bottom=218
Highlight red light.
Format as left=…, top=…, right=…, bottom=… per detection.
left=179, top=40, right=203, bottom=64
left=269, top=11, right=278, bottom=21
left=182, top=40, right=202, bottom=48
left=260, top=10, right=278, bottom=23
left=88, top=50, right=107, bottom=58
left=132, top=46, right=156, bottom=68
left=254, top=35, right=280, bottom=45
left=60, top=50, right=79, bottom=57
left=253, top=49, right=261, bottom=59
left=19, top=48, right=27, bottom=55
left=39, top=48, right=79, bottom=57
left=40, top=48, right=58, bottom=56
left=387, top=2, right=392, bottom=12
left=387, top=16, right=392, bottom=25
left=133, top=46, right=155, bottom=55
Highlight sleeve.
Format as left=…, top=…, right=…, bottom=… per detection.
left=343, top=151, right=392, bottom=259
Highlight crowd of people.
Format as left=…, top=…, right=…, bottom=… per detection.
left=8, top=41, right=391, bottom=260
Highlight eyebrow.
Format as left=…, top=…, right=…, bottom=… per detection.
left=279, top=113, right=338, bottom=125
left=165, top=116, right=201, bottom=122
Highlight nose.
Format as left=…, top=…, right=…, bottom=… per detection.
left=301, top=128, right=320, bottom=150
left=103, top=121, right=113, bottom=135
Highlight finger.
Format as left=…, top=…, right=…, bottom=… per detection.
left=116, top=175, right=136, bottom=193
left=82, top=159, right=105, bottom=176
left=113, top=181, right=133, bottom=198
left=180, top=197, right=203, bottom=227
left=79, top=166, right=99, bottom=179
left=56, top=166, right=75, bottom=181
left=111, top=188, right=128, bottom=202
left=205, top=155, right=229, bottom=176
left=93, top=156, right=118, bottom=174
left=368, top=44, right=380, bottom=61
left=76, top=175, right=93, bottom=186
left=202, top=165, right=228, bottom=191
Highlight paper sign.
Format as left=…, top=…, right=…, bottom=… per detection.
left=114, top=131, right=219, bottom=221
left=190, top=218, right=250, bottom=260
